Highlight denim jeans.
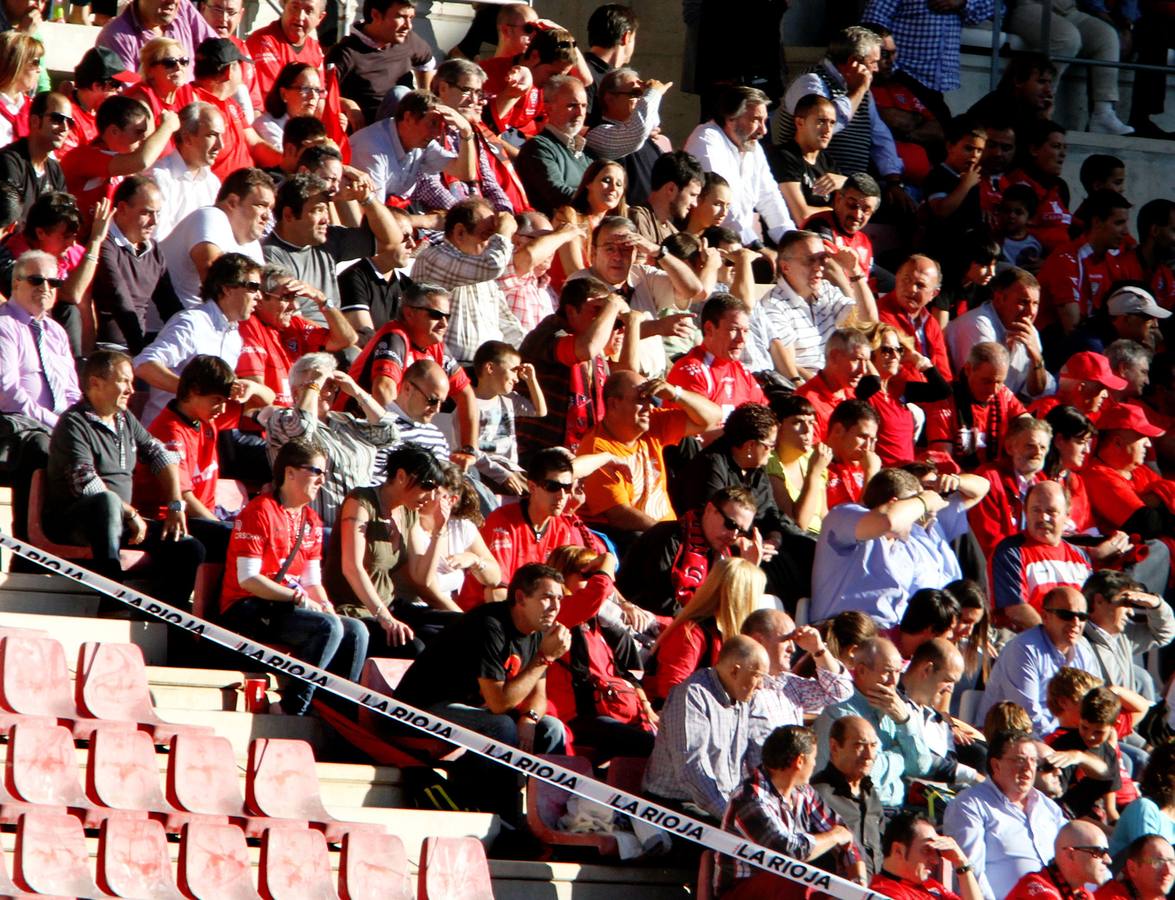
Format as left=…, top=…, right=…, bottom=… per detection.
left=223, top=598, right=369, bottom=715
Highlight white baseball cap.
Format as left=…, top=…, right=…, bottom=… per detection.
left=1106, top=286, right=1171, bottom=320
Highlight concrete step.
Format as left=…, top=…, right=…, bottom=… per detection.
left=153, top=707, right=325, bottom=756
left=0, top=610, right=167, bottom=665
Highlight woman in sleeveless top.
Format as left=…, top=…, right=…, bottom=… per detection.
left=550, top=159, right=627, bottom=292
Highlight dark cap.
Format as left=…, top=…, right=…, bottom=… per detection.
left=74, top=46, right=138, bottom=87
left=194, top=38, right=248, bottom=79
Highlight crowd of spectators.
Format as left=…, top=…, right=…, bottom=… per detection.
left=0, top=0, right=1172, bottom=893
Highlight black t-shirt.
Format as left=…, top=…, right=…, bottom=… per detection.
left=1051, top=728, right=1121, bottom=819
left=325, top=30, right=434, bottom=125
left=395, top=601, right=542, bottom=709
left=338, top=262, right=412, bottom=335
left=924, top=163, right=983, bottom=233
left=773, top=140, right=839, bottom=207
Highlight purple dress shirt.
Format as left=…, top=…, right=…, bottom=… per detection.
left=96, top=0, right=216, bottom=71
left=0, top=303, right=82, bottom=428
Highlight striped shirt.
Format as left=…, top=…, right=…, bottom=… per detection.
left=766, top=277, right=856, bottom=372
left=584, top=89, right=663, bottom=160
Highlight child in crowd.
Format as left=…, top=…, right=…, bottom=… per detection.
left=1069, top=154, right=1129, bottom=239
left=923, top=117, right=987, bottom=246
left=999, top=184, right=1044, bottom=272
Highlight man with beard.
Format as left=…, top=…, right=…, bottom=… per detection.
left=807, top=174, right=884, bottom=288
left=147, top=102, right=225, bottom=241
left=0, top=91, right=70, bottom=221
left=685, top=85, right=795, bottom=250
left=515, top=76, right=591, bottom=216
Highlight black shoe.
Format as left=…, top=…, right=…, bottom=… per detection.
left=1128, top=119, right=1175, bottom=139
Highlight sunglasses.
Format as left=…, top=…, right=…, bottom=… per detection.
left=292, top=85, right=326, bottom=97
left=1045, top=608, right=1089, bottom=622
left=418, top=478, right=439, bottom=491
left=154, top=56, right=191, bottom=70
left=877, top=345, right=902, bottom=356
left=20, top=274, right=63, bottom=288
left=409, top=306, right=451, bottom=321
left=231, top=281, right=263, bottom=292
left=539, top=479, right=575, bottom=494
left=721, top=512, right=751, bottom=537
left=99, top=78, right=125, bottom=91
left=406, top=381, right=443, bottom=407
left=1070, top=847, right=1110, bottom=860
left=46, top=111, right=74, bottom=128
left=298, top=464, right=327, bottom=477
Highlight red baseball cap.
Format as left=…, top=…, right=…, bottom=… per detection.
left=1059, top=351, right=1128, bottom=391
left=1096, top=402, right=1165, bottom=437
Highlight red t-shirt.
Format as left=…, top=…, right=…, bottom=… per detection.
left=870, top=83, right=934, bottom=186
left=667, top=347, right=766, bottom=421
left=133, top=403, right=220, bottom=518
left=990, top=533, right=1093, bottom=622
left=807, top=209, right=874, bottom=276
left=192, top=85, right=254, bottom=183
left=1008, top=169, right=1072, bottom=255
left=237, top=315, right=329, bottom=407
left=870, top=872, right=961, bottom=900
left=1005, top=869, right=1093, bottom=900
left=867, top=385, right=917, bottom=466
left=1083, top=459, right=1165, bottom=531
left=481, top=55, right=544, bottom=137
left=221, top=493, right=324, bottom=613
left=60, top=141, right=120, bottom=222
left=245, top=21, right=324, bottom=97
left=825, top=460, right=865, bottom=509
left=794, top=374, right=850, bottom=442
left=1037, top=238, right=1143, bottom=329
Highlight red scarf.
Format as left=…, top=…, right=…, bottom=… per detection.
left=670, top=510, right=723, bottom=609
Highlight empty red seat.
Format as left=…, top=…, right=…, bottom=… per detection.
left=13, top=811, right=106, bottom=897
left=527, top=754, right=618, bottom=855
left=418, top=836, right=494, bottom=900
left=605, top=756, right=648, bottom=795
left=0, top=832, right=21, bottom=897
left=3, top=720, right=142, bottom=828
left=27, top=469, right=148, bottom=571
left=358, top=658, right=462, bottom=763
left=246, top=738, right=385, bottom=843
left=88, top=727, right=191, bottom=831
left=259, top=827, right=335, bottom=900
left=77, top=642, right=214, bottom=744
left=178, top=822, right=261, bottom=900
left=98, top=817, right=185, bottom=899
left=339, top=831, right=412, bottom=900
left=166, top=734, right=281, bottom=838
left=0, top=634, right=135, bottom=739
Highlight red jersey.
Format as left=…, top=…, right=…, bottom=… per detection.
left=237, top=315, right=329, bottom=407
left=221, top=493, right=324, bottom=613
left=877, top=293, right=952, bottom=381
left=925, top=386, right=1027, bottom=471
left=347, top=321, right=472, bottom=399
left=990, top=533, right=1092, bottom=622
left=667, top=347, right=766, bottom=421
left=870, top=872, right=961, bottom=900
left=481, top=55, right=544, bottom=137
left=1037, top=238, right=1143, bottom=329
left=192, top=85, right=254, bottom=183
left=1008, top=168, right=1072, bottom=255
left=794, top=374, right=851, bottom=442
left=1120, top=247, right=1175, bottom=311
left=807, top=209, right=874, bottom=277
left=59, top=98, right=97, bottom=156
left=980, top=172, right=1011, bottom=216
left=133, top=402, right=220, bottom=517
left=1005, top=867, right=1093, bottom=900
left=461, top=503, right=601, bottom=610
left=245, top=21, right=324, bottom=97
left=866, top=385, right=917, bottom=465
left=1083, top=458, right=1169, bottom=531
left=60, top=141, right=120, bottom=223
left=230, top=34, right=265, bottom=116
left=826, top=460, right=865, bottom=509
left=870, top=82, right=934, bottom=185
left=968, top=461, right=1047, bottom=557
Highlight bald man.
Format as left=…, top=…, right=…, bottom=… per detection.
left=901, top=638, right=984, bottom=787
left=1005, top=820, right=1110, bottom=900
left=812, top=715, right=885, bottom=878
left=642, top=635, right=770, bottom=822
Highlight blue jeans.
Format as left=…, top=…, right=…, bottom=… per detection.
left=223, top=598, right=369, bottom=715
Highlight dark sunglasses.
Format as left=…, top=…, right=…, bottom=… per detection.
left=298, top=464, right=327, bottom=477
left=406, top=381, right=442, bottom=407
left=20, top=274, right=64, bottom=288
left=721, top=513, right=751, bottom=537
left=232, top=281, right=263, bottom=292
left=877, top=345, right=902, bottom=356
left=539, top=479, right=575, bottom=494
left=1070, top=846, right=1110, bottom=860
left=409, top=305, right=451, bottom=321
left=46, top=111, right=74, bottom=128
left=417, top=478, right=439, bottom=491
left=1045, top=608, right=1089, bottom=622
left=154, top=56, right=191, bottom=70
left=99, top=78, right=125, bottom=91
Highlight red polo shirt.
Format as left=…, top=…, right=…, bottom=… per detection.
left=667, top=347, right=766, bottom=421
left=968, top=460, right=1047, bottom=557
left=221, top=493, right=324, bottom=613
left=1037, top=238, right=1143, bottom=330
left=878, top=293, right=952, bottom=382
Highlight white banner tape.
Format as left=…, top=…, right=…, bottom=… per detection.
left=0, top=532, right=882, bottom=900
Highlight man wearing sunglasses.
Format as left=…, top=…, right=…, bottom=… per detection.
left=979, top=585, right=1101, bottom=736
left=0, top=91, right=70, bottom=221
left=1005, top=821, right=1110, bottom=900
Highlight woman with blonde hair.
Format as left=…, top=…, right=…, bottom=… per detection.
left=0, top=32, right=44, bottom=146
left=854, top=321, right=950, bottom=465
left=127, top=37, right=195, bottom=123
left=550, top=159, right=627, bottom=290
left=644, top=556, right=764, bottom=704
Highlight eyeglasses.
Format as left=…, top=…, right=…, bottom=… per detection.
left=154, top=56, right=191, bottom=70
left=720, top=512, right=751, bottom=537
left=538, top=479, right=575, bottom=494
left=445, top=82, right=487, bottom=100
left=298, top=464, right=327, bottom=477
left=1069, top=847, right=1111, bottom=860
left=1045, top=608, right=1089, bottom=622
left=409, top=305, right=451, bottom=321
left=231, top=281, right=263, bottom=293
left=291, top=85, right=326, bottom=97
left=204, top=3, right=242, bottom=15
left=46, top=111, right=74, bottom=128
left=1141, top=857, right=1175, bottom=868
left=19, top=274, right=63, bottom=288
left=406, top=380, right=442, bottom=408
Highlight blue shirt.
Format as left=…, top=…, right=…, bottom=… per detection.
left=976, top=625, right=1100, bottom=735
left=812, top=688, right=933, bottom=808
left=861, top=0, right=995, bottom=92
left=943, top=779, right=1066, bottom=900
left=1109, top=797, right=1175, bottom=858
left=349, top=118, right=455, bottom=202
left=811, top=499, right=966, bottom=628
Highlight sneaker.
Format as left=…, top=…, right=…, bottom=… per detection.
left=1089, top=109, right=1135, bottom=135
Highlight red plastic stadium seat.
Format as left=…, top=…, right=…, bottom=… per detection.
left=339, top=830, right=412, bottom=900
left=418, top=836, right=494, bottom=900
left=696, top=850, right=715, bottom=900
left=358, top=658, right=462, bottom=763
left=0, top=634, right=135, bottom=739
left=3, top=720, right=142, bottom=828
left=88, top=727, right=191, bottom=831
left=605, top=756, right=648, bottom=795
left=193, top=563, right=224, bottom=621
left=178, top=822, right=261, bottom=900
left=246, top=738, right=385, bottom=843
left=13, top=811, right=106, bottom=897
left=166, top=734, right=282, bottom=838
left=27, top=469, right=148, bottom=571
left=527, top=754, right=618, bottom=855
left=77, top=642, right=215, bottom=744
left=98, top=817, right=185, bottom=899
left=259, top=827, right=335, bottom=900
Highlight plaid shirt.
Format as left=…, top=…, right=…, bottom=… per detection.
left=861, top=0, right=994, bottom=92
left=410, top=234, right=525, bottom=364
left=412, top=127, right=514, bottom=213
left=747, top=667, right=854, bottom=768
left=498, top=263, right=556, bottom=334
left=715, top=766, right=861, bottom=896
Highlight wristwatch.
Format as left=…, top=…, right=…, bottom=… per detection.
left=167, top=499, right=187, bottom=513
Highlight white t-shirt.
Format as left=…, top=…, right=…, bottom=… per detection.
left=432, top=518, right=478, bottom=600
left=159, top=206, right=264, bottom=308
